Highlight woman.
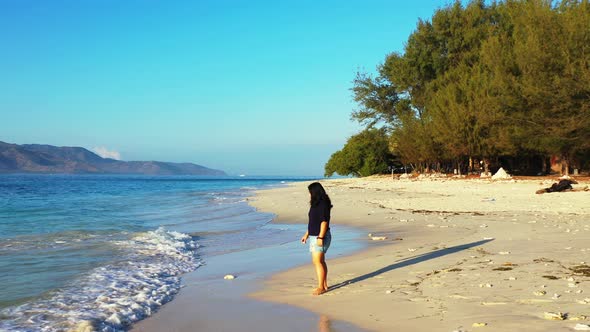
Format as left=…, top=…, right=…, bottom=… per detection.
left=300, top=182, right=332, bottom=295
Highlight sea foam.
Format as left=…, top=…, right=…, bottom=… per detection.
left=0, top=227, right=200, bottom=332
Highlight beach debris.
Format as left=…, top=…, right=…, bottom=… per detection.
left=552, top=293, right=561, bottom=299
left=543, top=275, right=559, bottom=280
left=385, top=290, right=393, bottom=294
left=408, top=297, right=429, bottom=302
left=479, top=283, right=493, bottom=288
left=408, top=248, right=417, bottom=252
left=480, top=224, right=488, bottom=228
left=576, top=298, right=590, bottom=305
left=534, top=257, right=555, bottom=263
left=481, top=302, right=507, bottom=306
left=223, top=274, right=236, bottom=280
left=508, top=277, right=517, bottom=281
left=491, top=167, right=512, bottom=180
left=577, top=290, right=584, bottom=294
left=483, top=237, right=494, bottom=240
left=450, top=294, right=474, bottom=299
left=536, top=179, right=581, bottom=194
left=534, top=290, right=547, bottom=296
left=518, top=299, right=553, bottom=304
left=493, top=266, right=512, bottom=271
left=368, top=233, right=388, bottom=240
left=571, top=264, right=590, bottom=277
left=569, top=283, right=579, bottom=288
left=498, top=251, right=510, bottom=255
left=575, top=324, right=590, bottom=331
left=570, top=315, right=587, bottom=321
left=543, top=312, right=567, bottom=320
left=481, top=198, right=496, bottom=202
left=472, top=322, right=487, bottom=327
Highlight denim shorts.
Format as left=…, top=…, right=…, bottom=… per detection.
left=309, top=231, right=331, bottom=253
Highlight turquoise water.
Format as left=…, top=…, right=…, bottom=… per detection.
left=0, top=174, right=314, bottom=331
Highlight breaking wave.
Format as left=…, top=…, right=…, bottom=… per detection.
left=0, top=228, right=200, bottom=332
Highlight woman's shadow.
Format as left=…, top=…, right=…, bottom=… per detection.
left=329, top=239, right=493, bottom=292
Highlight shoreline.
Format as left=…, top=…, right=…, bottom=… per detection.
left=131, top=183, right=367, bottom=332
left=249, top=176, right=590, bottom=332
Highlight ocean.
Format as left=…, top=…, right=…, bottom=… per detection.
left=0, top=174, right=315, bottom=331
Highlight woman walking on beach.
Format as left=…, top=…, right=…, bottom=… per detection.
left=301, top=182, right=332, bottom=295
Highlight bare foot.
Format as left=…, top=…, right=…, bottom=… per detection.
left=312, top=288, right=327, bottom=296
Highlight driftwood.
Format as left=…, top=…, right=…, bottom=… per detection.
left=536, top=179, right=588, bottom=194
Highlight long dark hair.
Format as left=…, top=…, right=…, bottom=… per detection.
left=308, top=182, right=332, bottom=207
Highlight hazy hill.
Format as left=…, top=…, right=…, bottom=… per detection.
left=0, top=141, right=226, bottom=176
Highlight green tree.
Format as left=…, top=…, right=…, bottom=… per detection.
left=351, top=71, right=401, bottom=128
left=325, top=129, right=394, bottom=177
left=483, top=0, right=590, bottom=174
left=339, top=0, right=590, bottom=175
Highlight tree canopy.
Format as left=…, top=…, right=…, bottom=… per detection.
left=326, top=0, right=590, bottom=177
left=324, top=129, right=394, bottom=177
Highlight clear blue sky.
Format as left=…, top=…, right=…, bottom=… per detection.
left=0, top=0, right=455, bottom=176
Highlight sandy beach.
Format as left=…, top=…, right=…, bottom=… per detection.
left=250, top=176, right=590, bottom=332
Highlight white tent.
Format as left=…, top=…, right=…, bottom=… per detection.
left=491, top=167, right=512, bottom=180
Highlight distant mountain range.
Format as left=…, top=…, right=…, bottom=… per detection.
left=0, top=141, right=226, bottom=176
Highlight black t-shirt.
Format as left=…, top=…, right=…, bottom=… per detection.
left=308, top=200, right=331, bottom=236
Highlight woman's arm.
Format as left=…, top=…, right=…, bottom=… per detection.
left=301, top=230, right=309, bottom=243
left=316, top=221, right=328, bottom=245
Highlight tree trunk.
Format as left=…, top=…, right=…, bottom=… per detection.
left=562, top=154, right=570, bottom=176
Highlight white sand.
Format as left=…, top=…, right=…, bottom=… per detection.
left=250, top=176, right=590, bottom=332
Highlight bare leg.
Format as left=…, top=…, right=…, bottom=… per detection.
left=323, top=260, right=328, bottom=290
left=312, top=252, right=327, bottom=295
left=318, top=315, right=332, bottom=332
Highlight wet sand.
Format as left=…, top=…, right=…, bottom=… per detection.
left=132, top=223, right=366, bottom=332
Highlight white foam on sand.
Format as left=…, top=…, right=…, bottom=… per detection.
left=0, top=227, right=200, bottom=332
